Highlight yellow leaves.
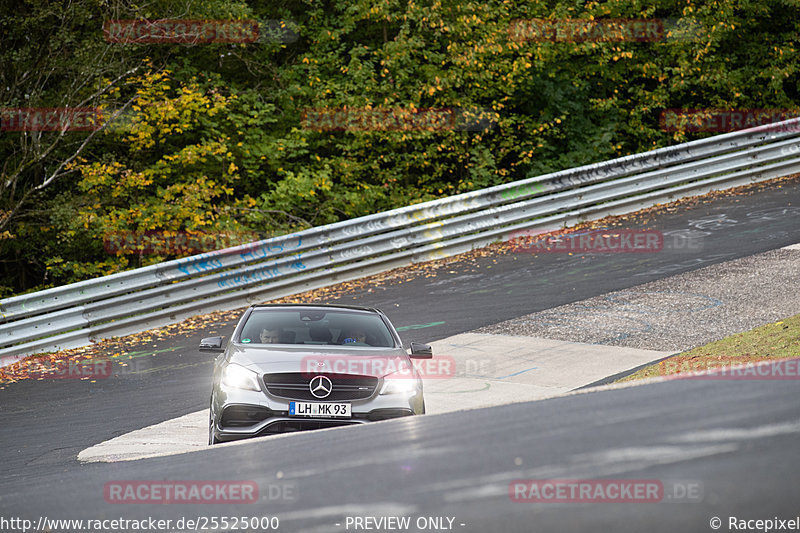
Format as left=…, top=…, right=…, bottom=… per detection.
left=75, top=161, right=126, bottom=191
left=316, top=178, right=332, bottom=192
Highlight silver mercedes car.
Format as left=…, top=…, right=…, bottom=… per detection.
left=202, top=304, right=432, bottom=444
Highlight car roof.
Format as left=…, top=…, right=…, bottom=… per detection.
left=248, top=303, right=383, bottom=314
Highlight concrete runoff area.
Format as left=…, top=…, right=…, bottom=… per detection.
left=422, top=333, right=671, bottom=412
left=78, top=242, right=800, bottom=463
left=77, top=335, right=671, bottom=463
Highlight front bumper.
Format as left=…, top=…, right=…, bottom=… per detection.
left=211, top=385, right=424, bottom=443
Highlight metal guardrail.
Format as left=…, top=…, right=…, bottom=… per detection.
left=2, top=117, right=800, bottom=363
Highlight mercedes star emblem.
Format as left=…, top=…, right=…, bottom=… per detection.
left=309, top=375, right=333, bottom=399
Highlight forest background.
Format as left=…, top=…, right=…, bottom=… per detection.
left=1, top=0, right=798, bottom=296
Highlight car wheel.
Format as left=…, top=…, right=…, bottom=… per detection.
left=208, top=411, right=219, bottom=445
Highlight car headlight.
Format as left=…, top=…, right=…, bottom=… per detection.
left=380, top=372, right=420, bottom=395
left=221, top=364, right=261, bottom=391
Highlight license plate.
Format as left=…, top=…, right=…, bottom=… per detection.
left=289, top=402, right=351, bottom=418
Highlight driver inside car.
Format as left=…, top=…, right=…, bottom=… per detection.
left=259, top=328, right=282, bottom=343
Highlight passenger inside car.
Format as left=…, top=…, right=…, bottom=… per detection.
left=340, top=328, right=369, bottom=345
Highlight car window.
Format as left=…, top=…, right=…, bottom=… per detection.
left=238, top=309, right=395, bottom=347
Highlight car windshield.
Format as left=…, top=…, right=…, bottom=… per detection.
left=238, top=308, right=396, bottom=348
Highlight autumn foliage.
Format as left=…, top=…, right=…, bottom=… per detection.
left=1, top=0, right=799, bottom=295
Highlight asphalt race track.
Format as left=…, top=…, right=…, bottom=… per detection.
left=3, top=378, right=800, bottom=532
left=1, top=178, right=800, bottom=532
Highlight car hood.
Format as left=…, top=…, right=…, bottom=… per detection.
left=228, top=344, right=412, bottom=379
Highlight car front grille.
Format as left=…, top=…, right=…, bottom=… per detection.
left=263, top=372, right=378, bottom=401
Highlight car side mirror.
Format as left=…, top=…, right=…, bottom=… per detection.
left=409, top=342, right=433, bottom=359
left=199, top=336, right=225, bottom=353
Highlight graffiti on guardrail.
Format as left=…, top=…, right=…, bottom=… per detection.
left=780, top=142, right=800, bottom=157
left=515, top=145, right=688, bottom=194
left=239, top=235, right=303, bottom=262
left=390, top=237, right=409, bottom=249
left=217, top=254, right=307, bottom=288
left=478, top=146, right=691, bottom=205
left=176, top=253, right=224, bottom=276
left=339, top=245, right=374, bottom=261
left=4, top=120, right=798, bottom=360
left=172, top=235, right=303, bottom=277
left=335, top=198, right=486, bottom=239
left=338, top=220, right=389, bottom=237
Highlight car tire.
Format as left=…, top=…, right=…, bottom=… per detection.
left=208, top=411, right=219, bottom=445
